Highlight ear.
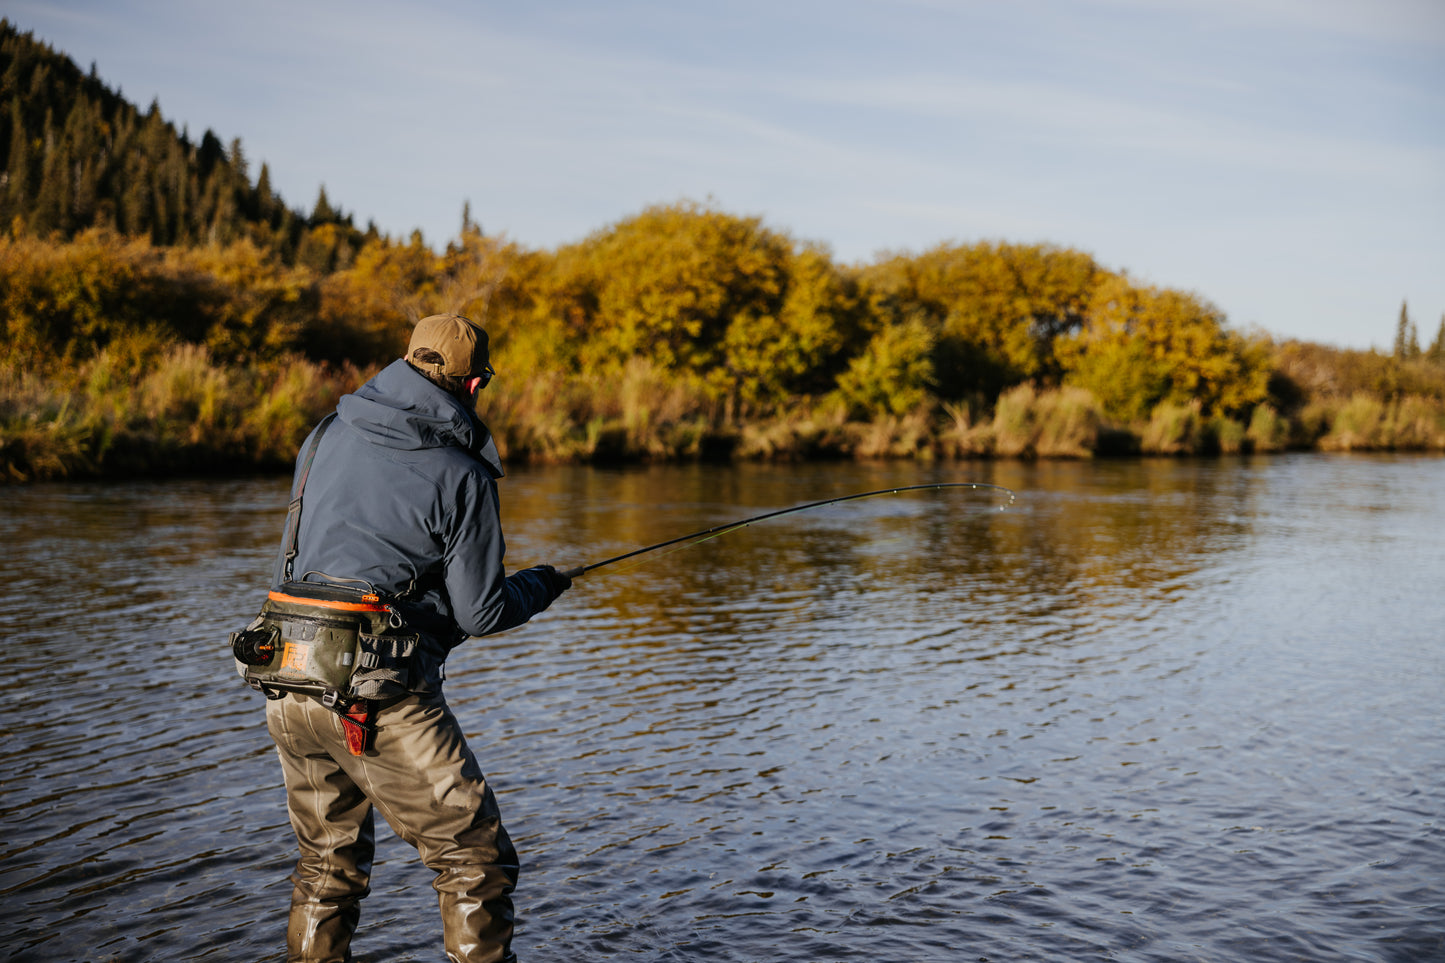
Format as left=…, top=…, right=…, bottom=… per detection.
left=463, top=375, right=485, bottom=396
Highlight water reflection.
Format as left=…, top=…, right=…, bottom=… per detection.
left=1, top=455, right=1441, bottom=962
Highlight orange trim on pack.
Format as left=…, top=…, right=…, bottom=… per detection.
left=268, top=591, right=389, bottom=612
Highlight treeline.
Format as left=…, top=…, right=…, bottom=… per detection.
left=2, top=19, right=1444, bottom=483
left=5, top=211, right=1445, bottom=483
left=0, top=20, right=370, bottom=269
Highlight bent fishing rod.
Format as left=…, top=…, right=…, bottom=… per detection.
left=560, top=482, right=1016, bottom=580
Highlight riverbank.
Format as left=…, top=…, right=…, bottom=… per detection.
left=5, top=220, right=1444, bottom=484
left=5, top=345, right=1443, bottom=483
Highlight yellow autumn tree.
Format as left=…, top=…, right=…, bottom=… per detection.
left=859, top=241, right=1099, bottom=399
left=576, top=203, right=788, bottom=374
left=310, top=232, right=444, bottom=366
left=722, top=243, right=866, bottom=416
left=533, top=202, right=810, bottom=418
left=170, top=238, right=316, bottom=362
left=1058, top=275, right=1271, bottom=421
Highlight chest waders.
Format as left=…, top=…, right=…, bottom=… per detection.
left=229, top=414, right=419, bottom=753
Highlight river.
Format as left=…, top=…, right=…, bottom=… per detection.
left=1, top=454, right=1441, bottom=962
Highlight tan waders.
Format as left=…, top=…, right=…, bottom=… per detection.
left=267, top=690, right=519, bottom=963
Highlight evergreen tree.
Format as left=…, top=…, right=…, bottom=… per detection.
left=227, top=136, right=248, bottom=182
left=255, top=160, right=277, bottom=225
left=0, top=88, right=10, bottom=173
left=1394, top=301, right=1411, bottom=359
left=460, top=199, right=480, bottom=237
left=31, top=107, right=71, bottom=234
left=116, top=136, right=148, bottom=235
left=3, top=96, right=30, bottom=224
left=255, top=161, right=276, bottom=216
left=1428, top=316, right=1445, bottom=364
left=310, top=184, right=336, bottom=225
left=62, top=95, right=99, bottom=226
left=195, top=128, right=223, bottom=180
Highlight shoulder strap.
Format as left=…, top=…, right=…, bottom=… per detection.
left=279, top=413, right=338, bottom=584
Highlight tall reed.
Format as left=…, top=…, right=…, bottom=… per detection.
left=992, top=385, right=1101, bottom=458
left=1140, top=401, right=1203, bottom=455
left=478, top=359, right=718, bottom=462
left=938, top=401, right=995, bottom=457
left=0, top=343, right=360, bottom=481
left=1388, top=396, right=1445, bottom=449
left=1319, top=394, right=1387, bottom=451
left=1296, top=393, right=1445, bottom=451
left=847, top=409, right=935, bottom=459
left=1246, top=404, right=1291, bottom=452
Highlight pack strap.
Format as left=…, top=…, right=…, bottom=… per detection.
left=280, top=413, right=338, bottom=584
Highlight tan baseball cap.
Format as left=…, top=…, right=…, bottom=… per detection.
left=407, top=314, right=490, bottom=378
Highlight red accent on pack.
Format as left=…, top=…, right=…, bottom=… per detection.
left=342, top=703, right=374, bottom=756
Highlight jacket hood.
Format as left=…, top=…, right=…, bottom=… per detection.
left=337, top=359, right=504, bottom=477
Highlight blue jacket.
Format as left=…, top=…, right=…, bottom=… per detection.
left=274, top=359, right=556, bottom=686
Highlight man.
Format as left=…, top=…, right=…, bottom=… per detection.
left=264, top=314, right=570, bottom=963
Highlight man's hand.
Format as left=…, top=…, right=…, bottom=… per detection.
left=541, top=564, right=572, bottom=597
left=520, top=564, right=572, bottom=602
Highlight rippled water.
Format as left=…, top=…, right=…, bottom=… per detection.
left=1, top=455, right=1441, bottom=962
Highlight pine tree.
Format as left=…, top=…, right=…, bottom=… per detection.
left=256, top=161, right=275, bottom=222
left=1428, top=316, right=1445, bottom=365
left=0, top=89, right=10, bottom=175
left=31, top=107, right=72, bottom=235
left=227, top=136, right=248, bottom=182
left=174, top=153, right=193, bottom=244
left=460, top=199, right=481, bottom=237
left=3, top=97, right=30, bottom=224
left=196, top=128, right=223, bottom=181
left=63, top=96, right=99, bottom=227
left=118, top=151, right=148, bottom=235
left=310, top=185, right=336, bottom=225
left=1393, top=302, right=1411, bottom=359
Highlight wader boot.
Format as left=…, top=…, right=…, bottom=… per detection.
left=435, top=857, right=518, bottom=963
left=268, top=690, right=519, bottom=963
left=287, top=897, right=363, bottom=963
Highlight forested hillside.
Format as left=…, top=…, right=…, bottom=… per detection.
left=2, top=19, right=1443, bottom=483
left=0, top=20, right=367, bottom=265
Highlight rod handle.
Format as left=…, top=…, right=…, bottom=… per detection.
left=560, top=565, right=585, bottom=580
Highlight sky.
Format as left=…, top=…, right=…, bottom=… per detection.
left=10, top=0, right=1444, bottom=350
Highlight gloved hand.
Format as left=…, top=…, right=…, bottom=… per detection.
left=543, top=564, right=572, bottom=596
left=525, top=564, right=572, bottom=602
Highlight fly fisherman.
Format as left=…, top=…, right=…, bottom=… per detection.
left=260, top=314, right=571, bottom=963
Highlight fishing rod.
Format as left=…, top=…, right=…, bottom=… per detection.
left=560, top=482, right=1016, bottom=580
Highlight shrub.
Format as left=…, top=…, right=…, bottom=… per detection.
left=1320, top=394, right=1387, bottom=451
left=1385, top=396, right=1445, bottom=450
left=834, top=315, right=936, bottom=418
left=1207, top=415, right=1248, bottom=454
left=847, top=409, right=934, bottom=459
left=992, top=384, right=1100, bottom=458
left=1246, top=404, right=1291, bottom=452
left=1141, top=401, right=1203, bottom=455
left=1035, top=387, right=1101, bottom=458
left=938, top=401, right=995, bottom=457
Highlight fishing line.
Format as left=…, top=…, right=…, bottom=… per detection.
left=560, top=482, right=1016, bottom=579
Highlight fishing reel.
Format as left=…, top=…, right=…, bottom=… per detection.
left=231, top=623, right=278, bottom=666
